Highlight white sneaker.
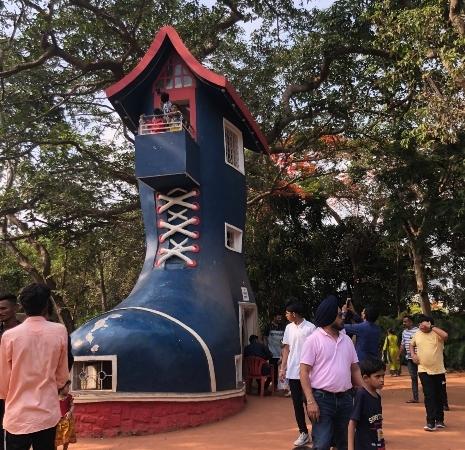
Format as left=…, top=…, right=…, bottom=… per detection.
left=293, top=432, right=310, bottom=446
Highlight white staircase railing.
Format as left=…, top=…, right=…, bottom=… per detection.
left=139, top=111, right=193, bottom=136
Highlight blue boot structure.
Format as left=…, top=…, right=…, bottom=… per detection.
left=71, top=26, right=268, bottom=397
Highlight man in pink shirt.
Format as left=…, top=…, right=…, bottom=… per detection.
left=300, top=295, right=363, bottom=450
left=0, top=283, right=69, bottom=450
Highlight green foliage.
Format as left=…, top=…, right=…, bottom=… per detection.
left=1, top=0, right=465, bottom=348
left=0, top=247, right=29, bottom=295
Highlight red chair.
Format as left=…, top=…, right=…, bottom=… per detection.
left=244, top=356, right=274, bottom=397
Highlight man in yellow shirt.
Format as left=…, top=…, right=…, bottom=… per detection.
left=410, top=315, right=448, bottom=432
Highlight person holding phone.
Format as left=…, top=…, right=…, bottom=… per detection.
left=343, top=301, right=381, bottom=362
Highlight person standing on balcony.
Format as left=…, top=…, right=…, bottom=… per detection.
left=161, top=92, right=173, bottom=116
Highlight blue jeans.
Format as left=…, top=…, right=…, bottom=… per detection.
left=311, top=389, right=353, bottom=450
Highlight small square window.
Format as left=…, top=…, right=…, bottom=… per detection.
left=225, top=223, right=243, bottom=253
left=223, top=119, right=244, bottom=174
left=72, top=356, right=117, bottom=391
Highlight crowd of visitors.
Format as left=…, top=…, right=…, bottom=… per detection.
left=244, top=294, right=451, bottom=449
left=1, top=281, right=451, bottom=450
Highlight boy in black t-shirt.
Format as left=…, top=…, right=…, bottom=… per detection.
left=349, top=358, right=386, bottom=450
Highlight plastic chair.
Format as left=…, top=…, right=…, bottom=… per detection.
left=244, top=356, right=274, bottom=397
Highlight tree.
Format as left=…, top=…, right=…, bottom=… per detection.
left=0, top=0, right=254, bottom=329
left=2, top=0, right=465, bottom=325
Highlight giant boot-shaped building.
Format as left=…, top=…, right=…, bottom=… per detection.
left=71, top=26, right=268, bottom=437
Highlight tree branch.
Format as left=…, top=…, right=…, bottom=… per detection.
left=8, top=214, right=52, bottom=277
left=33, top=139, right=137, bottom=185
left=0, top=44, right=57, bottom=78
left=197, top=0, right=247, bottom=58
left=0, top=218, right=43, bottom=282
left=0, top=30, right=124, bottom=79
left=325, top=200, right=344, bottom=226
left=450, top=0, right=465, bottom=36
left=69, top=0, right=144, bottom=59
left=281, top=46, right=393, bottom=115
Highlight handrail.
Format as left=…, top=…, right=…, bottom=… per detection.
left=138, top=112, right=194, bottom=137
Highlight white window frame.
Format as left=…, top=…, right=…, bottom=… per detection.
left=223, top=118, right=244, bottom=174
left=234, top=354, right=243, bottom=388
left=238, top=302, right=258, bottom=352
left=225, top=223, right=243, bottom=253
left=72, top=355, right=117, bottom=392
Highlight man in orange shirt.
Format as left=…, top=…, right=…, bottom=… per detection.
left=0, top=283, right=69, bottom=450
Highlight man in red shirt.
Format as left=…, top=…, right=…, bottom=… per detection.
left=0, top=283, right=69, bottom=450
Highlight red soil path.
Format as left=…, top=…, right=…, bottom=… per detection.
left=74, top=372, right=465, bottom=449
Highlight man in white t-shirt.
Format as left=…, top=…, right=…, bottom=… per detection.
left=279, top=299, right=316, bottom=447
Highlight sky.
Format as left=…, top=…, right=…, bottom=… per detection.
left=200, top=0, right=336, bottom=8
left=198, top=0, right=337, bottom=38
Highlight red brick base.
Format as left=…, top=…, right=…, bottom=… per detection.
left=74, top=395, right=246, bottom=437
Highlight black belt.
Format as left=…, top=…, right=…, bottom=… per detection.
left=312, top=388, right=351, bottom=398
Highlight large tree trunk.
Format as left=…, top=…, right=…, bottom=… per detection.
left=348, top=250, right=363, bottom=307
left=97, top=251, right=108, bottom=312
left=404, top=222, right=431, bottom=315
left=395, top=243, right=402, bottom=316
left=410, top=244, right=431, bottom=315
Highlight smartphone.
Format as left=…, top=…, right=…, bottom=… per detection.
left=346, top=298, right=351, bottom=306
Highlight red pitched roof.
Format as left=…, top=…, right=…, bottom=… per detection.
left=106, top=26, right=268, bottom=153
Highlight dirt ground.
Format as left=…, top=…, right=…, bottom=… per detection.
left=74, top=372, right=465, bottom=450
